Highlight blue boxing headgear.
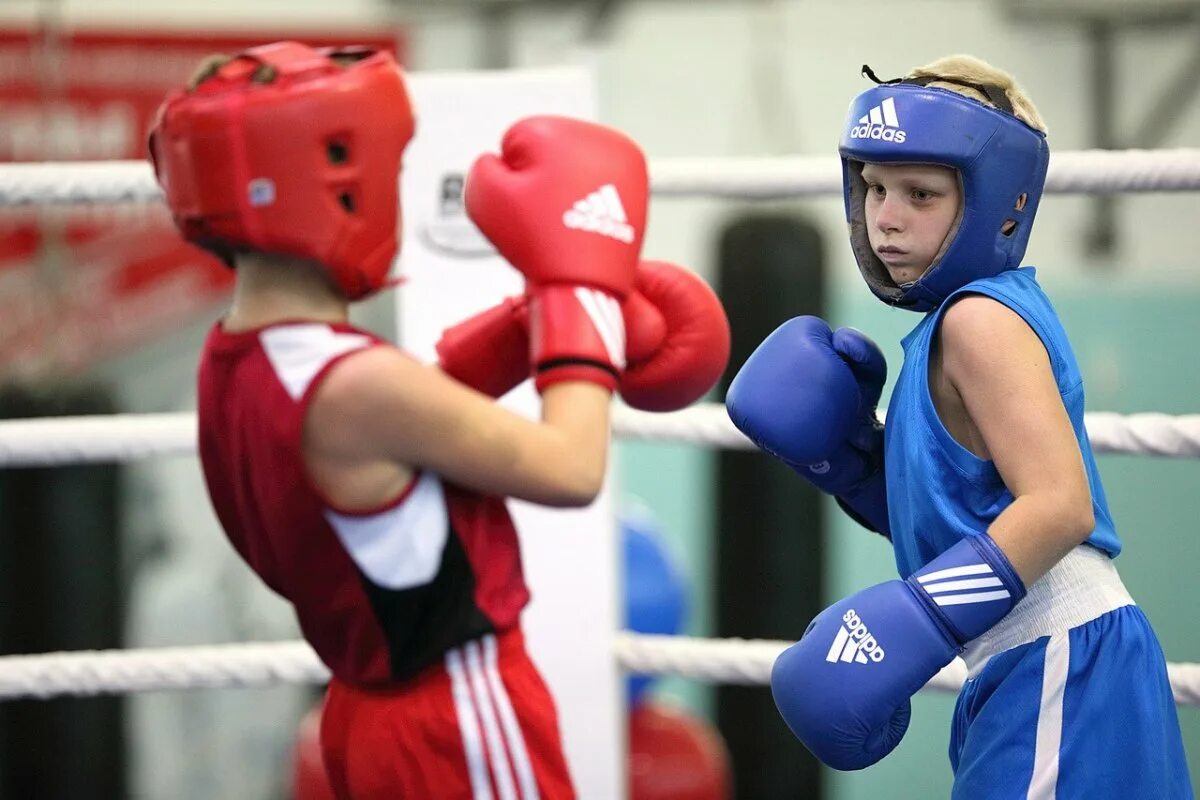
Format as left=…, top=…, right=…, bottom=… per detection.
left=839, top=72, right=1049, bottom=312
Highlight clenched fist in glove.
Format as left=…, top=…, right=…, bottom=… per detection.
left=437, top=260, right=730, bottom=412
left=620, top=260, right=730, bottom=411
left=726, top=316, right=891, bottom=536
left=465, top=115, right=648, bottom=393
left=772, top=532, right=1024, bottom=770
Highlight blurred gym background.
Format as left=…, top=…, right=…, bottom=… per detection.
left=1, top=0, right=1198, bottom=797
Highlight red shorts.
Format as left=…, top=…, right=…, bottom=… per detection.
left=320, top=627, right=576, bottom=799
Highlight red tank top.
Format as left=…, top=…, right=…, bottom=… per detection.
left=197, top=321, right=530, bottom=685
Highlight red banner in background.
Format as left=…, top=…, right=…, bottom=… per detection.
left=0, top=28, right=403, bottom=376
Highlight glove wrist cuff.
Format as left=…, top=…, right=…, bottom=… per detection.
left=530, top=285, right=625, bottom=393
left=835, top=467, right=891, bottom=539
left=907, top=533, right=1026, bottom=646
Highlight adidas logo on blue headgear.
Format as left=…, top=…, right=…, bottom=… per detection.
left=848, top=97, right=907, bottom=143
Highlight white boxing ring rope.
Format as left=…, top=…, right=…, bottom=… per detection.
left=5, top=148, right=1200, bottom=205
left=6, top=408, right=1200, bottom=466
left=2, top=149, right=1200, bottom=708
left=1, top=409, right=1200, bottom=706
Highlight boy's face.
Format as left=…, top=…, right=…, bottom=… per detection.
left=860, top=163, right=961, bottom=286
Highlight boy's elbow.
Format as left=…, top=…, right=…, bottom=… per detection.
left=542, top=483, right=600, bottom=509
left=554, top=439, right=608, bottom=507
left=1064, top=494, right=1096, bottom=544
left=539, top=462, right=605, bottom=508
left=1074, top=506, right=1096, bottom=543
left=558, top=469, right=605, bottom=508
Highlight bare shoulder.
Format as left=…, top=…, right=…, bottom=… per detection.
left=306, top=345, right=434, bottom=455
left=939, top=293, right=1047, bottom=383
left=939, top=294, right=1030, bottom=342
left=317, top=344, right=420, bottom=401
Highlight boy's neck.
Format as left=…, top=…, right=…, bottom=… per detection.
left=223, top=254, right=350, bottom=331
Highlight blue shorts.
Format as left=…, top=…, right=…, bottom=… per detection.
left=950, top=605, right=1192, bottom=799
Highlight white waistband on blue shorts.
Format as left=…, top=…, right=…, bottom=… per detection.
left=960, top=544, right=1134, bottom=678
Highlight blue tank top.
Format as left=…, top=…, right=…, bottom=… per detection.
left=884, top=267, right=1121, bottom=578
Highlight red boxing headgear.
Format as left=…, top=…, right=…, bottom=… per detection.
left=148, top=41, right=415, bottom=300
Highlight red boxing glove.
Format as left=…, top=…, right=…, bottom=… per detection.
left=435, top=261, right=730, bottom=411
left=435, top=297, right=530, bottom=398
left=621, top=261, right=731, bottom=411
left=466, top=115, right=649, bottom=393
left=435, top=289, right=624, bottom=398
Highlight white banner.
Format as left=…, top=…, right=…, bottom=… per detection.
left=399, top=67, right=621, bottom=800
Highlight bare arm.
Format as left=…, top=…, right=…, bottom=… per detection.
left=940, top=296, right=1095, bottom=586
left=308, top=346, right=611, bottom=508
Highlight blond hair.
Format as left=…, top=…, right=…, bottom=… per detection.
left=908, top=54, right=1047, bottom=135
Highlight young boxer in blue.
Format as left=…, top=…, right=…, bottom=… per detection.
left=727, top=54, right=1192, bottom=798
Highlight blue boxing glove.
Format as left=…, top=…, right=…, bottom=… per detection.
left=772, top=533, right=1026, bottom=770
left=726, top=316, right=890, bottom=535
left=831, top=326, right=886, bottom=455
left=829, top=326, right=890, bottom=536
